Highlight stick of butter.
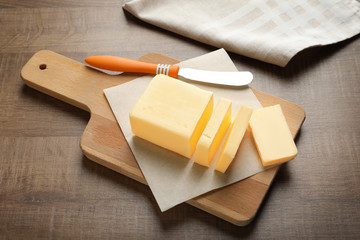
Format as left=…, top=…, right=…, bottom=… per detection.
left=194, top=98, right=232, bottom=167
left=129, top=74, right=214, bottom=158
left=215, top=105, right=253, bottom=173
left=249, top=104, right=297, bottom=167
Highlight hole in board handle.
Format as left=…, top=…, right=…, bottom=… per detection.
left=39, top=64, right=47, bottom=70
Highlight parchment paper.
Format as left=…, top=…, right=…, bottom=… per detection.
left=104, top=49, right=268, bottom=211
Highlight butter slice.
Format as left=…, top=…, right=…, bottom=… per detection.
left=215, top=105, right=253, bottom=173
left=249, top=104, right=297, bottom=167
left=194, top=98, right=232, bottom=167
left=129, top=74, right=214, bottom=158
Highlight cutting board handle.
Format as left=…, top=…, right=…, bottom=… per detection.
left=21, top=50, right=104, bottom=113
left=21, top=50, right=145, bottom=120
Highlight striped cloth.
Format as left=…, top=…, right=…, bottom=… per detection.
left=123, top=0, right=360, bottom=67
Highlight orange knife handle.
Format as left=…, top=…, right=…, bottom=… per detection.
left=85, top=56, right=179, bottom=78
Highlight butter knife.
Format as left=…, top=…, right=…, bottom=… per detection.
left=85, top=56, right=253, bottom=87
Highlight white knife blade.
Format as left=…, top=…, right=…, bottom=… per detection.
left=177, top=68, right=253, bottom=86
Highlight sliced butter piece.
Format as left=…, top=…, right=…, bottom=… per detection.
left=194, top=98, right=232, bottom=167
left=215, top=105, right=253, bottom=173
left=249, top=104, right=297, bottom=167
left=129, top=74, right=214, bottom=158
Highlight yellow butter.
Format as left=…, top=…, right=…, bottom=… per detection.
left=215, top=105, right=253, bottom=173
left=249, top=104, right=297, bottom=167
left=129, top=74, right=214, bottom=158
left=194, top=98, right=232, bottom=167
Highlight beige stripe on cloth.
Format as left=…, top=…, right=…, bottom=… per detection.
left=123, top=0, right=360, bottom=67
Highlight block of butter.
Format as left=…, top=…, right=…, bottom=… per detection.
left=249, top=104, right=297, bottom=167
left=129, top=74, right=214, bottom=158
left=194, top=98, right=232, bottom=167
left=215, top=105, right=253, bottom=173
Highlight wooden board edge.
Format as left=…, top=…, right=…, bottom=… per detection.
left=187, top=198, right=253, bottom=226
left=80, top=144, right=147, bottom=185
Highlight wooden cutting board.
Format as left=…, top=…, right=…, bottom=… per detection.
left=21, top=50, right=305, bottom=226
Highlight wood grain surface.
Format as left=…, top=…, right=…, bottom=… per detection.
left=1, top=1, right=359, bottom=239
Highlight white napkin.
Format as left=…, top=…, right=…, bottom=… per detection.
left=104, top=49, right=267, bottom=211
left=123, top=0, right=360, bottom=67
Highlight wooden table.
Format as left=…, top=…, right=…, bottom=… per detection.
left=1, top=1, right=359, bottom=239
